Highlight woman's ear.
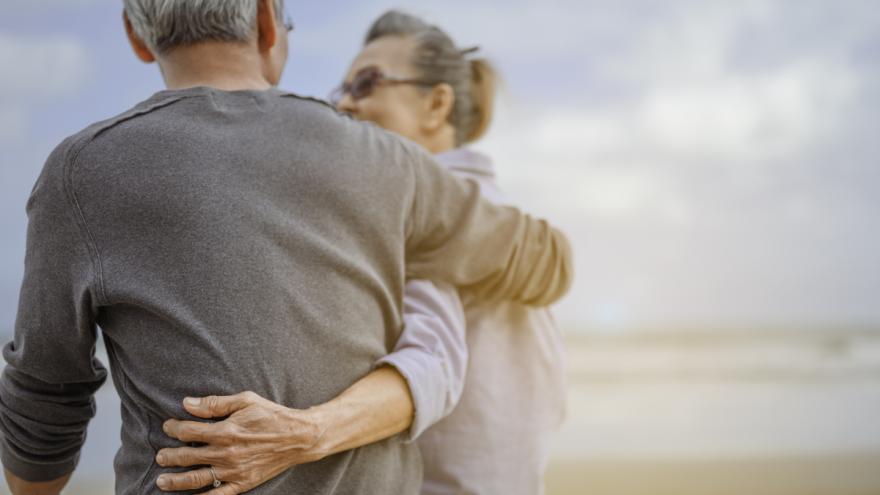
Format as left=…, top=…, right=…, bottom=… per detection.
left=123, top=11, right=156, bottom=63
left=422, top=83, right=455, bottom=132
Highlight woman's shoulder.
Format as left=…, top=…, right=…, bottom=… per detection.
left=436, top=148, right=508, bottom=205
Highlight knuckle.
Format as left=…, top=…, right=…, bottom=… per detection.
left=214, top=424, right=232, bottom=439
left=223, top=444, right=242, bottom=460
left=220, top=423, right=241, bottom=439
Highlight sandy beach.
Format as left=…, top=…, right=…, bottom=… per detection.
left=545, top=453, right=880, bottom=495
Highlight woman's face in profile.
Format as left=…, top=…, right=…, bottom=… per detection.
left=336, top=36, right=432, bottom=146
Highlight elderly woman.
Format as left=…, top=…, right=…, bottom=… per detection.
left=333, top=12, right=568, bottom=494
left=156, top=9, right=569, bottom=495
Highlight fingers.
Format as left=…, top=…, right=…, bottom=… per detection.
left=155, top=465, right=248, bottom=495
left=156, top=467, right=216, bottom=492
left=156, top=446, right=220, bottom=468
left=163, top=419, right=222, bottom=443
left=183, top=391, right=261, bottom=419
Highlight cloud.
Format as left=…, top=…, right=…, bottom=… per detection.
left=463, top=0, right=878, bottom=330
left=0, top=107, right=28, bottom=144
left=3, top=0, right=104, bottom=7
left=597, top=1, right=861, bottom=163
left=476, top=0, right=865, bottom=210
left=478, top=101, right=693, bottom=225
left=636, top=62, right=859, bottom=162
left=0, top=33, right=91, bottom=97
left=0, top=33, right=91, bottom=143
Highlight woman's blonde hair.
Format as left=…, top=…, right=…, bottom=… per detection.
left=365, top=10, right=497, bottom=145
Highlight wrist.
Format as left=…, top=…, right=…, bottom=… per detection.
left=283, top=405, right=331, bottom=463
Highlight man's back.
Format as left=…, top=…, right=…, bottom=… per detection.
left=11, top=87, right=428, bottom=494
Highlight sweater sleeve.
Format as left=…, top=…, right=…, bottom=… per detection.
left=403, top=146, right=573, bottom=307
left=375, top=280, right=467, bottom=441
left=0, top=140, right=108, bottom=482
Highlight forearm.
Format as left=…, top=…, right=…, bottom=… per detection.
left=376, top=279, right=467, bottom=440
left=155, top=371, right=416, bottom=492
left=4, top=470, right=70, bottom=495
left=307, top=366, right=414, bottom=458
left=0, top=369, right=103, bottom=485
left=405, top=147, right=574, bottom=306
left=468, top=216, right=573, bottom=306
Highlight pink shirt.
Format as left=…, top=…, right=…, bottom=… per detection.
left=378, top=148, right=568, bottom=494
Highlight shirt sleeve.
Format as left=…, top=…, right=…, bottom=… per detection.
left=375, top=280, right=467, bottom=441
left=403, top=145, right=574, bottom=307
left=0, top=140, right=108, bottom=482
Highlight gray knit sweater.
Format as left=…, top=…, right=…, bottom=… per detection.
left=0, top=86, right=572, bottom=494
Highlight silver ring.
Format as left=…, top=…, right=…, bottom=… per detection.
left=209, top=466, right=222, bottom=488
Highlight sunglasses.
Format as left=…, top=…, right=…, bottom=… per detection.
left=330, top=66, right=434, bottom=106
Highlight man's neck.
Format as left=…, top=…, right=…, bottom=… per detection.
left=158, top=41, right=273, bottom=91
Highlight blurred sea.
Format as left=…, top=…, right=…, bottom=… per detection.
left=2, top=329, right=879, bottom=495
left=546, top=329, right=880, bottom=495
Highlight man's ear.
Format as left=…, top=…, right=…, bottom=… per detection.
left=123, top=11, right=156, bottom=63
left=256, top=0, right=279, bottom=53
left=422, top=83, right=455, bottom=132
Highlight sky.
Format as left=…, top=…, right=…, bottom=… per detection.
left=1, top=0, right=879, bottom=334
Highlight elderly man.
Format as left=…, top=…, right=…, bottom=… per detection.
left=0, top=1, right=572, bottom=494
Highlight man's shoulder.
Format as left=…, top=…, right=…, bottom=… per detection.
left=273, top=89, right=338, bottom=113
left=66, top=92, right=191, bottom=154
left=272, top=89, right=374, bottom=137
left=273, top=90, right=432, bottom=164
left=31, top=92, right=192, bottom=198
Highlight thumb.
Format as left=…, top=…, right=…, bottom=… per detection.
left=183, top=392, right=258, bottom=418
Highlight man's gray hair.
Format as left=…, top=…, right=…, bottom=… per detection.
left=124, top=0, right=285, bottom=54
